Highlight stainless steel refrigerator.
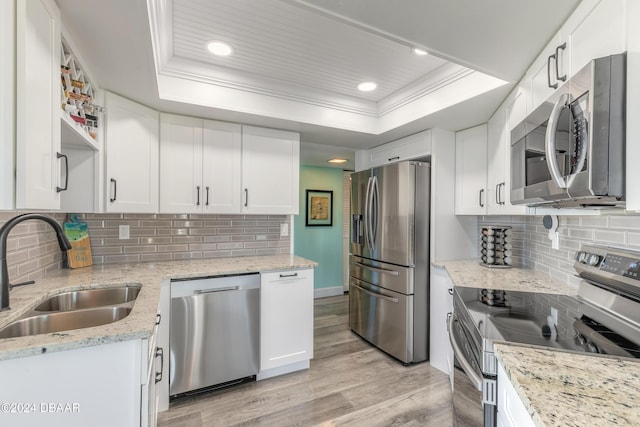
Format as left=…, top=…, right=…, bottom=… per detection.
left=349, top=161, right=430, bottom=364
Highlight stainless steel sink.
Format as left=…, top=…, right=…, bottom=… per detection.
left=0, top=306, right=133, bottom=339
left=33, top=286, right=141, bottom=312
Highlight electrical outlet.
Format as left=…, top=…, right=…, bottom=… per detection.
left=280, top=223, right=289, bottom=237
left=119, top=224, right=130, bottom=240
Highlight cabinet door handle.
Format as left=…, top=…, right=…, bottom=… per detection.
left=205, top=186, right=210, bottom=206
left=388, top=156, right=400, bottom=162
left=495, top=183, right=500, bottom=205
left=56, top=152, right=68, bottom=193
left=110, top=178, right=117, bottom=203
left=555, top=43, right=567, bottom=82
left=479, top=189, right=485, bottom=208
left=499, top=182, right=506, bottom=205
left=448, top=288, right=454, bottom=295
left=244, top=188, right=248, bottom=207
left=547, top=54, right=558, bottom=89
left=155, top=347, right=164, bottom=384
left=196, top=185, right=201, bottom=206
left=155, top=313, right=161, bottom=326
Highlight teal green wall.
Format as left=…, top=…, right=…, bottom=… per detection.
left=294, top=166, right=343, bottom=290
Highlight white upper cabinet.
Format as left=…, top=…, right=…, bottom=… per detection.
left=104, top=92, right=159, bottom=213
left=527, top=0, right=625, bottom=113
left=0, top=0, right=15, bottom=209
left=203, top=120, right=242, bottom=213
left=359, top=130, right=432, bottom=170
left=455, top=124, right=487, bottom=215
left=15, top=0, right=62, bottom=210
left=241, top=126, right=300, bottom=215
left=159, top=114, right=242, bottom=214
left=486, top=90, right=528, bottom=216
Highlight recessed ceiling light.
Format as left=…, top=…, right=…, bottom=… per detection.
left=207, top=41, right=233, bottom=56
left=412, top=47, right=428, bottom=56
left=328, top=158, right=348, bottom=164
left=357, top=82, right=377, bottom=92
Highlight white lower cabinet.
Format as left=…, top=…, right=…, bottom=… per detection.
left=0, top=339, right=152, bottom=427
left=429, top=265, right=454, bottom=379
left=497, top=361, right=535, bottom=427
left=259, top=269, right=313, bottom=376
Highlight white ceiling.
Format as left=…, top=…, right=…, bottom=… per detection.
left=56, top=0, right=580, bottom=169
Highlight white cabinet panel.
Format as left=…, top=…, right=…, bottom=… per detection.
left=0, top=0, right=15, bottom=209
left=105, top=92, right=159, bottom=213
left=159, top=115, right=242, bottom=214
left=260, top=269, right=313, bottom=371
left=15, top=0, right=61, bottom=209
left=497, top=362, right=535, bottom=427
left=366, top=130, right=432, bottom=169
left=242, top=126, right=299, bottom=215
left=159, top=114, right=203, bottom=214
left=455, top=125, right=487, bottom=215
left=429, top=265, right=454, bottom=378
left=565, top=0, right=625, bottom=75
left=0, top=340, right=145, bottom=427
left=203, top=120, right=242, bottom=213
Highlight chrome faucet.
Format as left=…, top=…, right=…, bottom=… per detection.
left=0, top=213, right=72, bottom=311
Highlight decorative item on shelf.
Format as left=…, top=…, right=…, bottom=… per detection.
left=305, top=189, right=333, bottom=226
left=60, top=37, right=103, bottom=141
left=480, top=226, right=513, bottom=268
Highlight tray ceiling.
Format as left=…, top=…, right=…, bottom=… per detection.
left=57, top=0, right=580, bottom=168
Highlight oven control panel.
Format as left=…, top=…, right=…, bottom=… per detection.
left=575, top=246, right=640, bottom=280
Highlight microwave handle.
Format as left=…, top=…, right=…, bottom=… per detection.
left=545, top=93, right=570, bottom=189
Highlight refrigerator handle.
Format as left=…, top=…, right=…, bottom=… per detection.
left=364, top=176, right=373, bottom=251
left=370, top=176, right=379, bottom=250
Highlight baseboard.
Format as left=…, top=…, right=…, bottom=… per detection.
left=314, top=286, right=345, bottom=299
left=256, top=360, right=310, bottom=381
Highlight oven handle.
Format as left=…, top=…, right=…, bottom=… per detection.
left=351, top=282, right=399, bottom=303
left=448, top=314, right=483, bottom=390
left=545, top=92, right=570, bottom=189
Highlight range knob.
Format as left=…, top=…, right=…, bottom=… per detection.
left=587, top=254, right=601, bottom=266
left=577, top=251, right=588, bottom=263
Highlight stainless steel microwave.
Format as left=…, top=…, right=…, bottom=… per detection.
left=511, top=53, right=626, bottom=208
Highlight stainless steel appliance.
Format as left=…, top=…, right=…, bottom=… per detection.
left=349, top=161, right=430, bottom=364
left=511, top=53, right=626, bottom=208
left=169, top=273, right=260, bottom=397
left=449, top=245, right=640, bottom=426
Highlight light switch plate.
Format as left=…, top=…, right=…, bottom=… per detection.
left=280, top=223, right=289, bottom=237
left=119, top=224, right=130, bottom=240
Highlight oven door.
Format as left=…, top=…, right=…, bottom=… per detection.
left=448, top=313, right=484, bottom=426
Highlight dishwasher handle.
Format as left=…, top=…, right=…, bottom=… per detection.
left=195, top=286, right=241, bottom=294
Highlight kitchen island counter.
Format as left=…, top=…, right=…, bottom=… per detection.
left=0, top=255, right=317, bottom=361
left=495, top=343, right=640, bottom=427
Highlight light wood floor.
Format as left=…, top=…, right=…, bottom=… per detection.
left=158, top=294, right=455, bottom=426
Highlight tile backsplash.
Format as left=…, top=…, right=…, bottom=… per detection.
left=1, top=212, right=290, bottom=285
left=480, top=214, right=640, bottom=289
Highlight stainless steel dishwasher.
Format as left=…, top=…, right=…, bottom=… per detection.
left=169, top=273, right=260, bottom=397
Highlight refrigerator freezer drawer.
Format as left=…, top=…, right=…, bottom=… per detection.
left=349, top=278, right=413, bottom=363
left=350, top=255, right=414, bottom=294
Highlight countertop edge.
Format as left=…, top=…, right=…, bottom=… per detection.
left=0, top=255, right=317, bottom=361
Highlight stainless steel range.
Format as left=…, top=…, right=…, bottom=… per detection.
left=449, top=245, right=640, bottom=426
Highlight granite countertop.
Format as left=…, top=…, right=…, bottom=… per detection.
left=495, top=343, right=640, bottom=426
left=0, top=255, right=317, bottom=361
left=433, top=259, right=577, bottom=295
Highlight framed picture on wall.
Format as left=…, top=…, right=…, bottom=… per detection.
left=305, top=189, right=333, bottom=226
